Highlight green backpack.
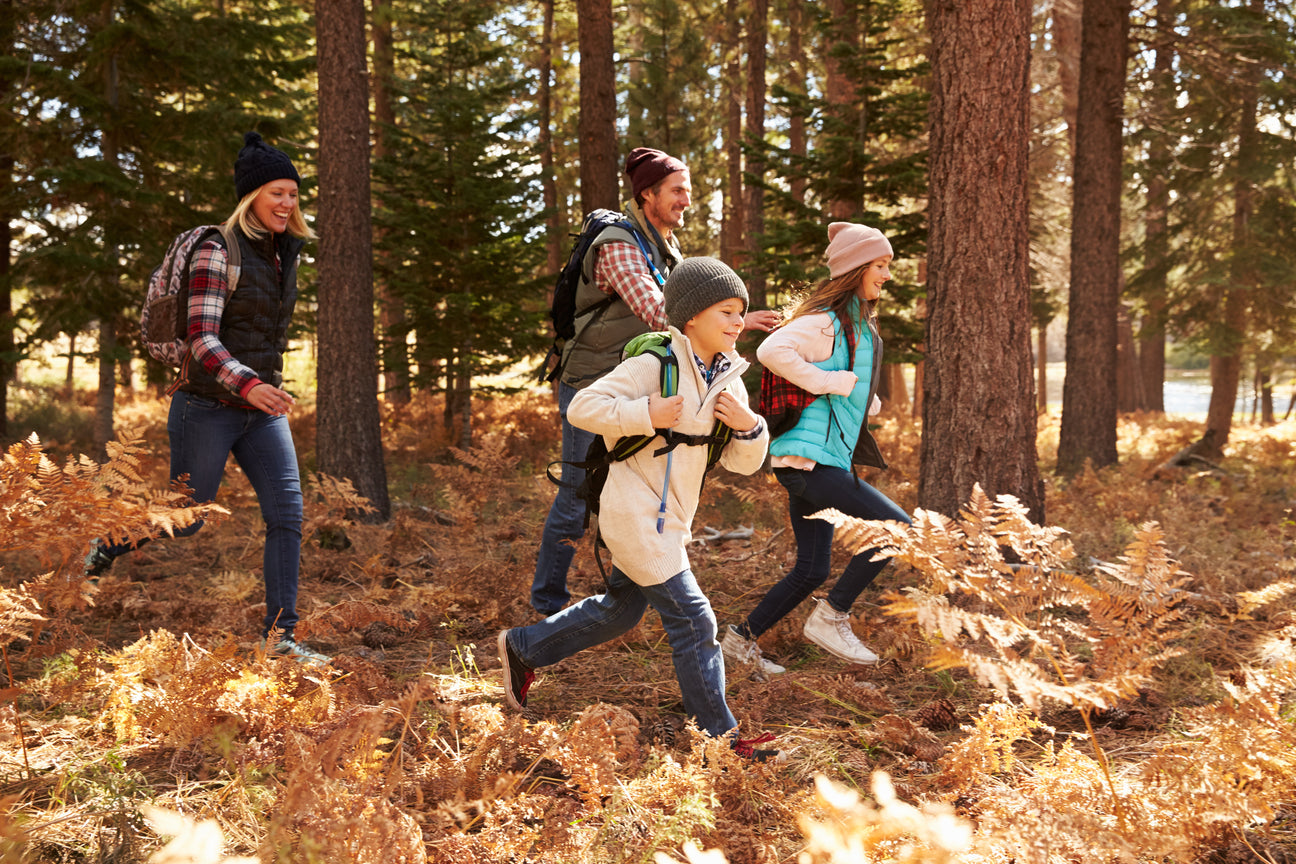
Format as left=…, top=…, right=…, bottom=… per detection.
left=546, top=332, right=733, bottom=545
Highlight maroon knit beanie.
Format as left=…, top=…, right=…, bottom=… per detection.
left=625, top=147, right=688, bottom=199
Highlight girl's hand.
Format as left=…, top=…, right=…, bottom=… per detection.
left=248, top=383, right=296, bottom=416
left=649, top=393, right=684, bottom=428
left=713, top=391, right=760, bottom=433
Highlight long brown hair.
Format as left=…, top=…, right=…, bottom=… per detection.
left=784, top=262, right=877, bottom=343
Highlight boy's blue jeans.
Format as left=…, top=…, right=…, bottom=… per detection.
left=104, top=391, right=303, bottom=638
left=531, top=380, right=597, bottom=615
left=744, top=464, right=911, bottom=639
left=510, top=566, right=737, bottom=737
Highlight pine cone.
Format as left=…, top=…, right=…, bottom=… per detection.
left=912, top=698, right=958, bottom=731
left=361, top=621, right=404, bottom=649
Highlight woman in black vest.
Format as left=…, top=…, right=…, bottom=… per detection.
left=87, top=133, right=327, bottom=666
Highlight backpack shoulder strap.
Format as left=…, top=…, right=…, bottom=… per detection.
left=214, top=224, right=242, bottom=292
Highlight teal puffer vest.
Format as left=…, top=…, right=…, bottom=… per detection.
left=769, top=301, right=885, bottom=471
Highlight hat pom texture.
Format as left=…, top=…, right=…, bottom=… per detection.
left=234, top=131, right=302, bottom=200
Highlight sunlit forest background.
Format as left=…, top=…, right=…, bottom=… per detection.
left=3, top=0, right=1296, bottom=862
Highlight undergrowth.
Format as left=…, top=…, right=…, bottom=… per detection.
left=1, top=391, right=1294, bottom=863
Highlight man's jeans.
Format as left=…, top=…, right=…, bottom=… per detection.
left=744, top=464, right=911, bottom=639
left=531, top=380, right=597, bottom=615
left=511, top=566, right=737, bottom=737
left=132, top=391, right=303, bottom=637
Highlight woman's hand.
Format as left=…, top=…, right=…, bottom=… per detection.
left=741, top=309, right=781, bottom=333
left=713, top=391, right=760, bottom=434
left=248, top=383, right=296, bottom=416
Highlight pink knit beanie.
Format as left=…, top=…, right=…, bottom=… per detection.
left=825, top=222, right=893, bottom=278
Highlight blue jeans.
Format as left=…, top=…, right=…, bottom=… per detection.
left=104, top=391, right=303, bottom=638
left=531, top=380, right=597, bottom=615
left=744, top=464, right=911, bottom=639
left=510, top=566, right=737, bottom=737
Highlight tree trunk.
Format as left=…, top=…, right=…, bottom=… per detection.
left=372, top=0, right=410, bottom=405
left=823, top=0, right=856, bottom=219
left=743, top=0, right=768, bottom=308
left=578, top=0, right=618, bottom=212
left=1036, top=327, right=1048, bottom=414
left=720, top=0, right=744, bottom=267
left=316, top=0, right=390, bottom=520
left=93, top=320, right=116, bottom=459
left=539, top=0, right=561, bottom=277
left=1056, top=0, right=1129, bottom=476
left=1053, top=0, right=1081, bottom=153
left=93, top=0, right=119, bottom=460
left=1200, top=0, right=1262, bottom=459
left=0, top=0, right=11, bottom=439
left=1116, top=302, right=1145, bottom=412
left=1137, top=0, right=1173, bottom=413
left=920, top=0, right=1043, bottom=521
left=787, top=0, right=807, bottom=212
left=1257, top=369, right=1274, bottom=425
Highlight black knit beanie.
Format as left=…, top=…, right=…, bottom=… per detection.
left=664, top=258, right=749, bottom=331
left=234, top=131, right=301, bottom=199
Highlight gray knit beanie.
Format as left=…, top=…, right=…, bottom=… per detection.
left=664, top=257, right=749, bottom=330
left=234, top=131, right=301, bottom=200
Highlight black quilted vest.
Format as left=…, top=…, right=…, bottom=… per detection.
left=181, top=227, right=304, bottom=407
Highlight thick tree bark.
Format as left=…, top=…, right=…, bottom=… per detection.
left=721, top=0, right=744, bottom=267
left=577, top=0, right=618, bottom=212
left=1056, top=0, right=1130, bottom=476
left=371, top=0, right=409, bottom=405
left=743, top=0, right=768, bottom=308
left=920, top=0, right=1043, bottom=521
left=316, top=0, right=390, bottom=520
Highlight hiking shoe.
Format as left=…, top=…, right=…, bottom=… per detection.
left=721, top=625, right=786, bottom=676
left=732, top=732, right=781, bottom=763
left=803, top=598, right=879, bottom=665
left=263, top=636, right=332, bottom=667
left=83, top=540, right=114, bottom=579
left=497, top=629, right=534, bottom=711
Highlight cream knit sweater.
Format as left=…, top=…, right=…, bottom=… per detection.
left=568, top=327, right=769, bottom=586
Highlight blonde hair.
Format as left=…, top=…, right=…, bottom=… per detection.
left=785, top=262, right=878, bottom=342
left=225, top=184, right=316, bottom=241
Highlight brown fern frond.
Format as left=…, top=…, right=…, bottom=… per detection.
left=0, top=581, right=47, bottom=649
left=1236, top=580, right=1296, bottom=618
left=449, top=435, right=521, bottom=477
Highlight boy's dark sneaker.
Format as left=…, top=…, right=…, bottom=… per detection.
left=731, top=732, right=780, bottom=763
left=497, top=629, right=534, bottom=711
left=83, top=540, right=114, bottom=579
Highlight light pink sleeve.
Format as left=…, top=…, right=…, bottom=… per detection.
left=755, top=313, right=858, bottom=396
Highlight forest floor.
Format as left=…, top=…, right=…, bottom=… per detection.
left=2, top=385, right=1295, bottom=863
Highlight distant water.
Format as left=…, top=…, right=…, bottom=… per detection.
left=1041, top=365, right=1261, bottom=419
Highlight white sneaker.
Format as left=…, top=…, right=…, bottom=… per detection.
left=803, top=599, right=879, bottom=665
left=721, top=625, right=786, bottom=676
